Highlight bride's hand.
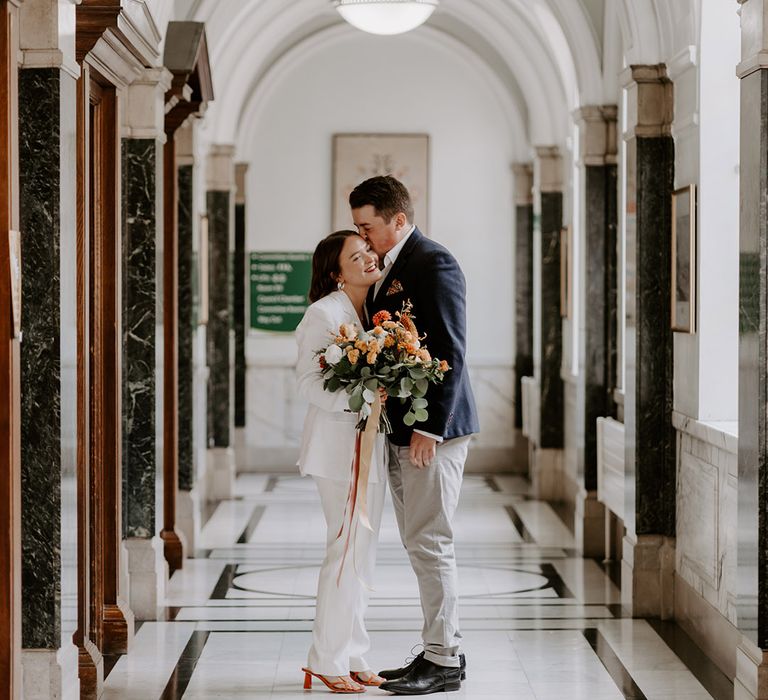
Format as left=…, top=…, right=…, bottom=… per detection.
left=378, top=387, right=388, bottom=404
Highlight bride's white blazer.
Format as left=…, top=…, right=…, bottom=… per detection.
left=295, top=290, right=386, bottom=482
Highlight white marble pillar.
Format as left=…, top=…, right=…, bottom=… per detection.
left=205, top=145, right=236, bottom=500
left=18, top=1, right=80, bottom=697
left=736, top=1, right=768, bottom=697
left=530, top=146, right=564, bottom=500
left=572, top=106, right=618, bottom=557
left=120, top=66, right=172, bottom=620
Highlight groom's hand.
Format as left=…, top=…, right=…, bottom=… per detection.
left=409, top=433, right=437, bottom=469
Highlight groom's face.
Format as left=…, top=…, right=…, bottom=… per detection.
left=351, top=205, right=405, bottom=260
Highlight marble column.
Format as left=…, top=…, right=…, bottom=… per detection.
left=120, top=67, right=172, bottom=620
left=175, top=122, right=199, bottom=551
left=234, top=164, right=247, bottom=429
left=513, top=163, right=533, bottom=431
left=17, top=1, right=80, bottom=697
left=206, top=145, right=236, bottom=500
left=620, top=65, right=675, bottom=619
left=233, top=163, right=247, bottom=468
left=736, top=2, right=768, bottom=696
left=531, top=147, right=564, bottom=499
left=573, top=106, right=618, bottom=557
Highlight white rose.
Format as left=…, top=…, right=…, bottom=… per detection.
left=324, top=344, right=343, bottom=364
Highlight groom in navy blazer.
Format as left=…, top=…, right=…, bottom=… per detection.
left=350, top=176, right=478, bottom=695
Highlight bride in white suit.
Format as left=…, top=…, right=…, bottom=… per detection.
left=296, top=230, right=387, bottom=694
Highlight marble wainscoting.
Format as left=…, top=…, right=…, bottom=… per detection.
left=673, top=411, right=741, bottom=680
left=240, top=359, right=517, bottom=473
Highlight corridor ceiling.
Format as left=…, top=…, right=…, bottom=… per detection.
left=161, top=0, right=699, bottom=153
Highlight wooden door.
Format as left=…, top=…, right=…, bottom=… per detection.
left=75, top=67, right=131, bottom=699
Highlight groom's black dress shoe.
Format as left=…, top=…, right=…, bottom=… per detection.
left=379, top=656, right=462, bottom=695
left=379, top=651, right=466, bottom=681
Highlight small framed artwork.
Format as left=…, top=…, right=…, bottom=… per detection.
left=560, top=226, right=572, bottom=319
left=671, top=184, right=696, bottom=333
left=331, top=133, right=429, bottom=231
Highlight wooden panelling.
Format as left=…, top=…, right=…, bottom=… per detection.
left=0, top=1, right=22, bottom=698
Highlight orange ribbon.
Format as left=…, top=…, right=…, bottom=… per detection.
left=336, top=394, right=381, bottom=586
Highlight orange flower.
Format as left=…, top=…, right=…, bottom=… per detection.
left=405, top=342, right=420, bottom=355
left=417, top=348, right=431, bottom=363
left=400, top=313, right=417, bottom=335
left=339, top=323, right=357, bottom=340
left=382, top=320, right=397, bottom=330
left=347, top=348, right=360, bottom=365
left=439, top=360, right=450, bottom=372
left=355, top=339, right=368, bottom=351
left=372, top=310, right=391, bottom=326
left=384, top=335, right=396, bottom=348
left=366, top=349, right=378, bottom=364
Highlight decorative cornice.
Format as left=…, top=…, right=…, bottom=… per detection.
left=21, top=49, right=81, bottom=80
left=163, top=22, right=214, bottom=137
left=76, top=1, right=160, bottom=67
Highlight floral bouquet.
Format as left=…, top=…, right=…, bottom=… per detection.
left=318, top=301, right=450, bottom=433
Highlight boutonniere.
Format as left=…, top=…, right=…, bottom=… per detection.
left=386, top=279, right=404, bottom=296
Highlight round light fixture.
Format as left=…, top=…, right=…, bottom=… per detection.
left=334, top=0, right=439, bottom=36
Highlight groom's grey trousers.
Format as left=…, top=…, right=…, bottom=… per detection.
left=387, top=435, right=471, bottom=668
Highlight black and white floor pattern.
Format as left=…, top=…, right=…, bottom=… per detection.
left=103, top=474, right=730, bottom=699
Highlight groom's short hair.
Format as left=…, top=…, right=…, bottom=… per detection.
left=349, top=175, right=414, bottom=224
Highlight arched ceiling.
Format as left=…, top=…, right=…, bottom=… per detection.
left=175, top=0, right=700, bottom=152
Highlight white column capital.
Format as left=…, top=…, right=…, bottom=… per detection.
left=235, top=163, right=249, bottom=205
left=620, top=65, right=673, bottom=139
left=123, top=67, right=173, bottom=140
left=176, top=119, right=197, bottom=164
left=206, top=144, right=236, bottom=191
left=511, top=162, right=533, bottom=205
left=573, top=105, right=618, bottom=166
left=19, top=0, right=80, bottom=78
left=534, top=146, right=563, bottom=193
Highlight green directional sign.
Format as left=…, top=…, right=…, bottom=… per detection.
left=249, top=252, right=312, bottom=332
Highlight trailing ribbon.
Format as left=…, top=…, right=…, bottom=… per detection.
left=336, top=394, right=382, bottom=586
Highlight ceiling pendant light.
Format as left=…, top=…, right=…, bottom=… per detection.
left=334, top=0, right=439, bottom=36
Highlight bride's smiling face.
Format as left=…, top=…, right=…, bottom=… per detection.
left=336, top=235, right=381, bottom=289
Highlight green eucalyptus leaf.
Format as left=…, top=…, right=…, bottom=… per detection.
left=409, top=368, right=427, bottom=379
left=412, top=398, right=428, bottom=409
left=414, top=408, right=429, bottom=422
left=349, top=393, right=365, bottom=412
left=364, top=378, right=379, bottom=391
left=415, top=378, right=429, bottom=395
left=403, top=412, right=417, bottom=427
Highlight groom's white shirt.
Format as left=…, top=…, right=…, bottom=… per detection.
left=372, top=224, right=443, bottom=444
left=296, top=290, right=386, bottom=481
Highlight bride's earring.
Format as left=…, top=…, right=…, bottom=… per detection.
left=337, top=280, right=345, bottom=291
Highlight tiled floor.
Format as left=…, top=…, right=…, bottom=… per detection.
left=103, top=474, right=730, bottom=699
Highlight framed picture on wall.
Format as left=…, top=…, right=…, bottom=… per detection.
left=560, top=226, right=571, bottom=319
left=331, top=134, right=429, bottom=231
left=671, top=184, right=696, bottom=333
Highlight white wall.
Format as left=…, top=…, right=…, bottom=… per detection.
left=237, top=30, right=521, bottom=465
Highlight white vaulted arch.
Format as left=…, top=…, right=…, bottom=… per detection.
left=181, top=0, right=608, bottom=150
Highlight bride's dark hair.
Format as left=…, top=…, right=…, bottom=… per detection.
left=308, top=230, right=361, bottom=303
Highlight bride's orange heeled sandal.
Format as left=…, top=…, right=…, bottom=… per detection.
left=302, top=668, right=365, bottom=694
left=350, top=671, right=384, bottom=687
